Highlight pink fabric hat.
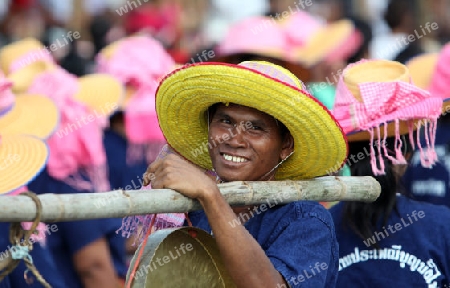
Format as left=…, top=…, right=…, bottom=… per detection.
left=27, top=68, right=110, bottom=192
left=280, top=11, right=324, bottom=52
left=332, top=59, right=443, bottom=175
left=285, top=15, right=362, bottom=67
left=96, top=35, right=176, bottom=89
left=216, top=16, right=290, bottom=61
left=428, top=43, right=450, bottom=112
left=96, top=35, right=175, bottom=164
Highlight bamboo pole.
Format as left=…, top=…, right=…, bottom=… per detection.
left=0, top=176, right=380, bottom=222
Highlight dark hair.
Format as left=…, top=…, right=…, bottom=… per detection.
left=347, top=16, right=373, bottom=64
left=109, top=111, right=124, bottom=127
left=341, top=134, right=414, bottom=248
left=384, top=0, right=414, bottom=30
left=207, top=103, right=290, bottom=139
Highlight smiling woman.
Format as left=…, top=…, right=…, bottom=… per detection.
left=135, top=60, right=348, bottom=287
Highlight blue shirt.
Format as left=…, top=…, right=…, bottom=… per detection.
left=103, top=129, right=150, bottom=274
left=330, top=196, right=450, bottom=287
left=28, top=168, right=124, bottom=287
left=188, top=201, right=339, bottom=287
left=103, top=129, right=148, bottom=191
left=403, top=121, right=450, bottom=208
left=0, top=223, right=66, bottom=288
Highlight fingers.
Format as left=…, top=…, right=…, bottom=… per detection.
left=143, top=158, right=163, bottom=186
left=142, top=154, right=184, bottom=187
left=148, top=160, right=167, bottom=189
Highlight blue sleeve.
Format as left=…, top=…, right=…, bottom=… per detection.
left=101, top=218, right=128, bottom=278
left=266, top=216, right=338, bottom=288
left=0, top=276, right=11, bottom=288
left=8, top=242, right=66, bottom=288
left=59, top=219, right=105, bottom=255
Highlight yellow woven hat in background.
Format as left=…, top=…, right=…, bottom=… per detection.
left=333, top=59, right=442, bottom=142
left=0, top=38, right=51, bottom=73
left=0, top=94, right=59, bottom=139
left=0, top=134, right=49, bottom=195
left=0, top=76, right=59, bottom=139
left=291, top=19, right=360, bottom=67
left=155, top=61, right=348, bottom=180
left=406, top=53, right=439, bottom=90
left=407, top=45, right=450, bottom=115
left=0, top=38, right=58, bottom=94
left=0, top=38, right=123, bottom=117
left=74, top=74, right=124, bottom=117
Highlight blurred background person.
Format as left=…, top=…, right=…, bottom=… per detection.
left=369, top=0, right=424, bottom=63
left=403, top=43, right=450, bottom=209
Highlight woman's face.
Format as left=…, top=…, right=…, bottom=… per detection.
left=208, top=104, right=293, bottom=182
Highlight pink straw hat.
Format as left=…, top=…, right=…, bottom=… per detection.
left=216, top=16, right=290, bottom=61
left=332, top=59, right=443, bottom=174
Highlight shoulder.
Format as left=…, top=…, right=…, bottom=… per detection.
left=396, top=196, right=450, bottom=226
left=103, top=129, right=126, bottom=149
left=259, top=201, right=336, bottom=235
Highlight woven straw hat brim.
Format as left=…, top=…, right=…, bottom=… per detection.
left=0, top=94, right=59, bottom=139
left=7, top=61, right=56, bottom=94
left=0, top=38, right=46, bottom=73
left=156, top=63, right=348, bottom=179
left=292, top=20, right=354, bottom=67
left=405, top=53, right=450, bottom=114
left=0, top=134, right=49, bottom=195
left=74, top=74, right=124, bottom=117
left=406, top=53, right=439, bottom=90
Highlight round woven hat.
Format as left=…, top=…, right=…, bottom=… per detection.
left=0, top=134, right=49, bottom=195
left=216, top=16, right=289, bottom=63
left=406, top=53, right=439, bottom=90
left=291, top=19, right=360, bottom=67
left=406, top=53, right=450, bottom=115
left=0, top=38, right=54, bottom=74
left=126, top=227, right=235, bottom=287
left=0, top=94, right=59, bottom=139
left=1, top=38, right=123, bottom=115
left=74, top=74, right=124, bottom=117
left=334, top=60, right=442, bottom=142
left=8, top=64, right=123, bottom=117
left=156, top=61, right=348, bottom=179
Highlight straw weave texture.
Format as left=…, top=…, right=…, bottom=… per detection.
left=156, top=63, right=348, bottom=179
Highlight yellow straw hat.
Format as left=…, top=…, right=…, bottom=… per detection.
left=156, top=61, right=348, bottom=180
left=406, top=53, right=439, bottom=90
left=291, top=19, right=361, bottom=67
left=1, top=38, right=124, bottom=116
left=0, top=134, right=49, bottom=195
left=0, top=38, right=52, bottom=74
left=0, top=94, right=59, bottom=139
left=0, top=77, right=59, bottom=139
